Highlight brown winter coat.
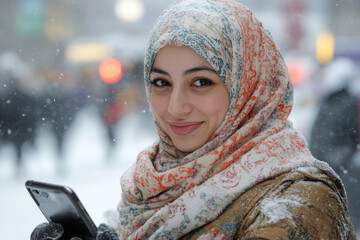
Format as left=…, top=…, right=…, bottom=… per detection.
left=182, top=168, right=356, bottom=239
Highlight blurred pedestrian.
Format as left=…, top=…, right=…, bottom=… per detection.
left=0, top=71, right=37, bottom=176
left=101, top=87, right=125, bottom=158
left=310, top=57, right=360, bottom=233
left=30, top=0, right=356, bottom=239
left=36, top=85, right=78, bottom=176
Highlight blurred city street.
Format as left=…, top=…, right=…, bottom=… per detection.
left=1, top=0, right=360, bottom=238
left=0, top=106, right=157, bottom=239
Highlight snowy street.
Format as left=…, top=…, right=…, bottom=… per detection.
left=0, top=107, right=157, bottom=239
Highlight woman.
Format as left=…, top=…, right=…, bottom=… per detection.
left=116, top=0, right=355, bottom=239
left=31, top=0, right=356, bottom=239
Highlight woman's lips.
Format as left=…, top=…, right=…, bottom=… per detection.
left=169, top=122, right=203, bottom=135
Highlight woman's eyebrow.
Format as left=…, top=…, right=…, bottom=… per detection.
left=150, top=67, right=170, bottom=76
left=184, top=66, right=217, bottom=76
left=150, top=66, right=216, bottom=76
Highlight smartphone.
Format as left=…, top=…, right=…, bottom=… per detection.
left=25, top=180, right=98, bottom=240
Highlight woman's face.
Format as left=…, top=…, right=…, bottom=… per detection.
left=149, top=46, right=230, bottom=152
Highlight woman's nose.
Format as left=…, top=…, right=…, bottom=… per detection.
left=167, top=87, right=192, bottom=117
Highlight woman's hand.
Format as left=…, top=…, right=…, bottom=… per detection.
left=30, top=222, right=119, bottom=240
left=96, top=224, right=119, bottom=240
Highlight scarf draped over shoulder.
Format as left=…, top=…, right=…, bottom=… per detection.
left=117, top=0, right=340, bottom=239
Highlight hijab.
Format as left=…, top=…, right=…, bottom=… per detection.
left=117, top=0, right=337, bottom=239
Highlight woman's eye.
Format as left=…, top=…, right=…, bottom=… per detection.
left=192, top=78, right=213, bottom=87
left=150, top=79, right=171, bottom=87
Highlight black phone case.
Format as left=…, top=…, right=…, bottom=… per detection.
left=25, top=180, right=97, bottom=240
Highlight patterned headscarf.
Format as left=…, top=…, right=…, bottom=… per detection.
left=117, top=0, right=336, bottom=239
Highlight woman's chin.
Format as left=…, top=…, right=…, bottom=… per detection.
left=171, top=142, right=194, bottom=153
left=172, top=138, right=205, bottom=153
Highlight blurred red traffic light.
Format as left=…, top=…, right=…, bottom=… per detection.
left=99, top=58, right=122, bottom=84
left=288, top=63, right=305, bottom=85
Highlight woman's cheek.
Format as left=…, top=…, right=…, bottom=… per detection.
left=150, top=95, right=167, bottom=118
left=197, top=95, right=228, bottom=116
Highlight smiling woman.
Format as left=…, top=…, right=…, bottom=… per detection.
left=30, top=0, right=356, bottom=239
left=149, top=46, right=230, bottom=152
left=115, top=0, right=356, bottom=239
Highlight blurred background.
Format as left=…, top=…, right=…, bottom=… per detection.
left=0, top=0, right=359, bottom=238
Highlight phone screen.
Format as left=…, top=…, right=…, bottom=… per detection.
left=26, top=180, right=98, bottom=239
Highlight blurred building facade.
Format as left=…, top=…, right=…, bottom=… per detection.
left=1, top=0, right=359, bottom=75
